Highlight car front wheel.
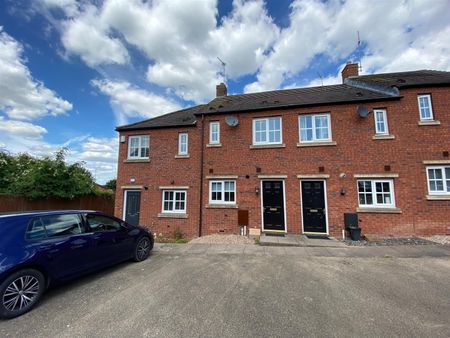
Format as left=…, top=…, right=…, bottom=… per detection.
left=133, top=236, right=153, bottom=262
left=0, top=269, right=45, bottom=319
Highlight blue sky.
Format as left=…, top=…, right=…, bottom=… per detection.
left=0, top=0, right=449, bottom=183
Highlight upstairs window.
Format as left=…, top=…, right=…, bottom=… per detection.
left=417, top=94, right=434, bottom=121
left=427, top=166, right=450, bottom=195
left=374, top=109, right=388, bottom=135
left=128, top=135, right=149, bottom=159
left=209, top=122, right=220, bottom=144
left=357, top=180, right=395, bottom=208
left=178, top=133, right=188, bottom=155
left=209, top=180, right=236, bottom=204
left=299, top=114, right=331, bottom=142
left=253, top=117, right=282, bottom=145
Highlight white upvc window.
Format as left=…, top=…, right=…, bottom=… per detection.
left=374, top=109, right=389, bottom=135
left=128, top=135, right=149, bottom=159
left=178, top=133, right=188, bottom=155
left=426, top=166, right=450, bottom=195
left=417, top=94, right=434, bottom=121
left=357, top=179, right=396, bottom=208
left=253, top=117, right=282, bottom=145
left=299, top=114, right=331, bottom=142
left=162, top=190, right=187, bottom=213
left=209, top=122, right=220, bottom=144
left=209, top=180, right=236, bottom=204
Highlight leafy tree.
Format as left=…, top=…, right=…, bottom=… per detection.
left=105, top=179, right=116, bottom=191
left=0, top=149, right=96, bottom=199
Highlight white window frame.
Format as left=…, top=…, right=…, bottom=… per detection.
left=128, top=135, right=149, bottom=159
left=298, top=113, right=332, bottom=143
left=373, top=109, right=389, bottom=135
left=178, top=133, right=188, bottom=155
left=357, top=179, right=396, bottom=208
left=209, top=180, right=236, bottom=204
left=426, top=166, right=450, bottom=195
left=417, top=94, right=434, bottom=121
left=252, top=117, right=282, bottom=145
left=209, top=122, right=220, bottom=144
left=161, top=190, right=187, bottom=213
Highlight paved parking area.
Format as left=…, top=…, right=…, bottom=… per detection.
left=1, top=244, right=450, bottom=337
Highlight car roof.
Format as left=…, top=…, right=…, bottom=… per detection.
left=0, top=210, right=101, bottom=219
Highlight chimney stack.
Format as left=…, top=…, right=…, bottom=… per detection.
left=216, top=83, right=227, bottom=97
left=341, top=61, right=359, bottom=83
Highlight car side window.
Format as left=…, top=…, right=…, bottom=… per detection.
left=86, top=214, right=122, bottom=232
left=41, top=214, right=84, bottom=238
left=26, top=218, right=47, bottom=240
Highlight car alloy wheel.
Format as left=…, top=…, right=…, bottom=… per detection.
left=135, top=237, right=151, bottom=262
left=2, top=275, right=40, bottom=313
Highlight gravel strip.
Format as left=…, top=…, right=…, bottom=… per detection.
left=189, top=234, right=255, bottom=245
left=419, top=235, right=450, bottom=245
left=344, top=237, right=437, bottom=246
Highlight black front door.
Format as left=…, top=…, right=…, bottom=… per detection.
left=262, top=180, right=285, bottom=231
left=301, top=181, right=327, bottom=233
left=125, top=191, right=141, bottom=225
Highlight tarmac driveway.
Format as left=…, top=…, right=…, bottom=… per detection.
left=1, top=244, right=450, bottom=337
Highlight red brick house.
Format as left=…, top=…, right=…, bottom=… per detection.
left=114, top=63, right=450, bottom=239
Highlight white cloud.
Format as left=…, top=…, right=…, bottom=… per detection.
left=61, top=4, right=129, bottom=66
left=41, top=0, right=280, bottom=102
left=0, top=117, right=47, bottom=139
left=91, top=79, right=182, bottom=125
left=0, top=27, right=72, bottom=120
left=246, top=0, right=450, bottom=92
left=42, top=0, right=80, bottom=16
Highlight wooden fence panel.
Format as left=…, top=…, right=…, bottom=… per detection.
left=0, top=194, right=115, bottom=216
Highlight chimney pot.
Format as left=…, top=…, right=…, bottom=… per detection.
left=216, top=83, right=227, bottom=97
left=341, top=62, right=359, bottom=83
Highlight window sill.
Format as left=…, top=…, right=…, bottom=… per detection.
left=426, top=195, right=450, bottom=200
left=175, top=154, right=190, bottom=159
left=157, top=213, right=188, bottom=219
left=206, top=143, right=222, bottom=148
left=205, top=204, right=238, bottom=209
left=250, top=143, right=286, bottom=149
left=356, top=207, right=402, bottom=214
left=124, top=159, right=150, bottom=163
left=418, top=120, right=441, bottom=126
left=372, top=134, right=395, bottom=140
left=297, top=141, right=337, bottom=147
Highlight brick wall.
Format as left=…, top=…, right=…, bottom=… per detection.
left=116, top=86, right=450, bottom=238
left=114, top=126, right=202, bottom=239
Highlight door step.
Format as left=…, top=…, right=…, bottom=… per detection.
left=305, top=235, right=330, bottom=240
left=264, top=232, right=285, bottom=237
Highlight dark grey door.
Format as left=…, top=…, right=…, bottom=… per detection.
left=262, top=181, right=285, bottom=231
left=125, top=191, right=141, bottom=225
left=301, top=181, right=326, bottom=233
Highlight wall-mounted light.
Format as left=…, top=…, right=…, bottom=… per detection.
left=130, top=177, right=136, bottom=183
left=340, top=188, right=347, bottom=195
left=255, top=187, right=260, bottom=195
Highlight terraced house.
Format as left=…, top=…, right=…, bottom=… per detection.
left=115, top=63, right=450, bottom=239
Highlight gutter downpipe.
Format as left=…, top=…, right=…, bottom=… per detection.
left=198, top=113, right=205, bottom=237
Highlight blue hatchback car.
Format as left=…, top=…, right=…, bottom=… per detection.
left=0, top=210, right=154, bottom=319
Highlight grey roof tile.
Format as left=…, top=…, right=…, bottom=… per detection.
left=116, top=70, right=450, bottom=131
